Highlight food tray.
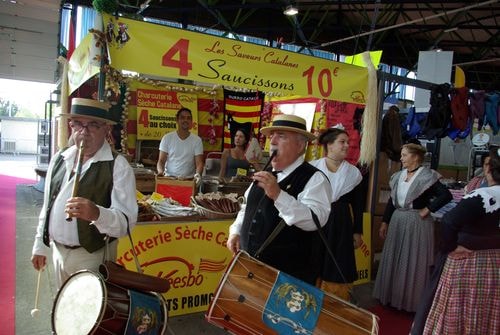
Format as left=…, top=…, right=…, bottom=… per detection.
left=190, top=197, right=239, bottom=219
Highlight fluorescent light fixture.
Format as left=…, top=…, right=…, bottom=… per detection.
left=284, top=5, right=298, bottom=16
left=444, top=27, right=459, bottom=33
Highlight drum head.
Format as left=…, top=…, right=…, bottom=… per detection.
left=52, top=271, right=105, bottom=335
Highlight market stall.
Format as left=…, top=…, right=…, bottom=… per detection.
left=61, top=10, right=377, bottom=317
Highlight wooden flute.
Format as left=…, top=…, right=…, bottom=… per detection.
left=66, top=141, right=85, bottom=221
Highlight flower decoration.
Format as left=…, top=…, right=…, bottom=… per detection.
left=311, top=99, right=326, bottom=159
left=207, top=96, right=220, bottom=145
left=92, top=0, right=118, bottom=14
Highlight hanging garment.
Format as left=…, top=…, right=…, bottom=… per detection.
left=484, top=92, right=499, bottom=135
left=381, top=107, right=403, bottom=161
left=447, top=117, right=471, bottom=140
left=469, top=90, right=486, bottom=130
left=423, top=83, right=452, bottom=139
left=450, top=86, right=469, bottom=131
left=402, top=106, right=427, bottom=140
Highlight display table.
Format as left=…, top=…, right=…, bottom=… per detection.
left=133, top=167, right=156, bottom=194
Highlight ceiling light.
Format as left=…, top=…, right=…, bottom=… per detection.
left=283, top=5, right=298, bottom=16
left=444, top=27, right=459, bottom=33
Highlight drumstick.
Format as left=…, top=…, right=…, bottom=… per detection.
left=66, top=140, right=85, bottom=222
left=30, top=269, right=42, bottom=318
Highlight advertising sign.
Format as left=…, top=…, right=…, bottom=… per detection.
left=104, top=14, right=367, bottom=104
left=117, top=221, right=232, bottom=316
left=136, top=89, right=198, bottom=140
left=354, top=213, right=372, bottom=285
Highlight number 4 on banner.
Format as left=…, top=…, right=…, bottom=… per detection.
left=162, top=39, right=193, bottom=76
left=138, top=109, right=149, bottom=128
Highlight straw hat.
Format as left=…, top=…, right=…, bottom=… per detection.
left=260, top=114, right=315, bottom=141
left=61, top=98, right=116, bottom=125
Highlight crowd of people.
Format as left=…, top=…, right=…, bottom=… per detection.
left=31, top=101, right=499, bottom=334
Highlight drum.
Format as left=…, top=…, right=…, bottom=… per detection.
left=52, top=270, right=168, bottom=335
left=206, top=251, right=378, bottom=335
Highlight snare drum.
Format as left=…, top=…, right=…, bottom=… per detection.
left=52, top=270, right=168, bottom=335
left=206, top=251, right=379, bottom=335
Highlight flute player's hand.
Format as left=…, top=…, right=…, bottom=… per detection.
left=65, top=197, right=100, bottom=222
left=252, top=171, right=281, bottom=200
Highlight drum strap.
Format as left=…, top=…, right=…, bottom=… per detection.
left=103, top=217, right=143, bottom=274
left=254, top=219, right=286, bottom=259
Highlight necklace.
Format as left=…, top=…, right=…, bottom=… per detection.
left=408, top=166, right=421, bottom=173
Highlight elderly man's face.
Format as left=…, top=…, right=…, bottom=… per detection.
left=69, top=117, right=110, bottom=156
left=269, top=130, right=306, bottom=171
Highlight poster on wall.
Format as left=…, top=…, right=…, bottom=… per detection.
left=325, top=101, right=364, bottom=165
left=136, top=89, right=198, bottom=140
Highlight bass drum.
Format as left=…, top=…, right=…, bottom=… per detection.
left=52, top=270, right=168, bottom=335
left=206, top=251, right=378, bottom=335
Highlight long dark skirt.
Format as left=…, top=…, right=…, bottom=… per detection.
left=320, top=200, right=358, bottom=283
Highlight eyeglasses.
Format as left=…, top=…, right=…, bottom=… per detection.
left=69, top=120, right=105, bottom=132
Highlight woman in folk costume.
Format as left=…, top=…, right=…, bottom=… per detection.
left=411, top=146, right=500, bottom=335
left=373, top=143, right=452, bottom=312
left=310, top=126, right=364, bottom=301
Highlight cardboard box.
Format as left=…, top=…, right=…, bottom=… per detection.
left=374, top=152, right=400, bottom=215
left=155, top=177, right=196, bottom=206
left=135, top=173, right=155, bottom=194
left=377, top=153, right=401, bottom=183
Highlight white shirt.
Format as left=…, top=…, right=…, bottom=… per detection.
left=229, top=157, right=332, bottom=236
left=32, top=142, right=138, bottom=256
left=159, top=131, right=203, bottom=177
left=309, top=158, right=362, bottom=202
left=397, top=167, right=424, bottom=208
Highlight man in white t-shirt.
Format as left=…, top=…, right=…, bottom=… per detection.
left=157, top=108, right=204, bottom=178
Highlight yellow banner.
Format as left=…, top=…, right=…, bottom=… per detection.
left=354, top=213, right=372, bottom=285
left=136, top=89, right=198, bottom=140
left=104, top=15, right=368, bottom=103
left=118, top=220, right=233, bottom=316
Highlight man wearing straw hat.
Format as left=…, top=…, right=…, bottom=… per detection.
left=227, top=114, right=332, bottom=284
left=31, top=98, right=138, bottom=289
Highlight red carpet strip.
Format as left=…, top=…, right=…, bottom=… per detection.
left=369, top=304, right=415, bottom=335
left=0, top=175, right=35, bottom=335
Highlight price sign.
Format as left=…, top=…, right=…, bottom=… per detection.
left=105, top=14, right=368, bottom=104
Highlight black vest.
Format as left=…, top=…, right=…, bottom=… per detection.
left=43, top=149, right=117, bottom=253
left=240, top=162, right=322, bottom=284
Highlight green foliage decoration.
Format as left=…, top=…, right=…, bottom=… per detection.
left=92, top=0, right=118, bottom=14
